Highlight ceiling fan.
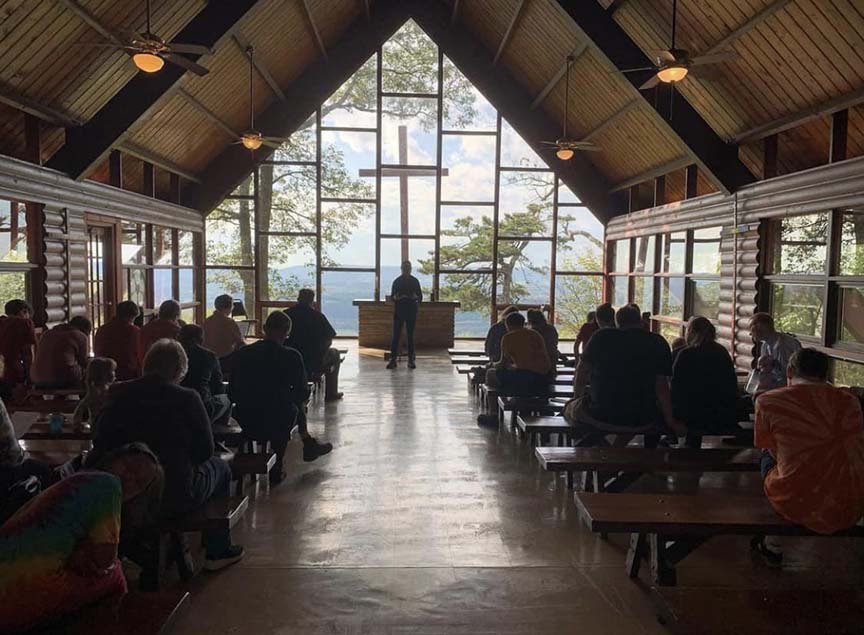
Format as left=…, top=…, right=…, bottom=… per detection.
left=80, top=0, right=211, bottom=76
left=233, top=46, right=291, bottom=152
left=540, top=54, right=601, bottom=161
left=620, top=0, right=738, bottom=90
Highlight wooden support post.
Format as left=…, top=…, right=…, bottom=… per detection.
left=684, top=164, right=698, bottom=199
left=23, top=114, right=42, bottom=165
left=653, top=175, right=666, bottom=207
left=830, top=109, right=848, bottom=164
left=763, top=134, right=778, bottom=180
left=142, top=162, right=156, bottom=198
left=109, top=150, right=123, bottom=188
left=628, top=184, right=640, bottom=212
left=169, top=174, right=181, bottom=204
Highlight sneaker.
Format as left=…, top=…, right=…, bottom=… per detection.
left=324, top=392, right=344, bottom=402
left=386, top=360, right=397, bottom=369
left=303, top=437, right=333, bottom=462
left=408, top=359, right=416, bottom=369
left=204, top=545, right=245, bottom=571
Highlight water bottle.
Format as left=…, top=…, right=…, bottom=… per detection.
left=49, top=412, right=64, bottom=433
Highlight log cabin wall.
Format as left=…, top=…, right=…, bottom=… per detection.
left=605, top=155, right=864, bottom=372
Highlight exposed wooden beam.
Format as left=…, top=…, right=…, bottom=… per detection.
left=411, top=0, right=617, bottom=220
left=117, top=142, right=203, bottom=184
left=530, top=41, right=588, bottom=110
left=0, top=83, right=83, bottom=128
left=611, top=157, right=692, bottom=192
left=232, top=32, right=286, bottom=102
left=362, top=0, right=371, bottom=21
left=552, top=0, right=754, bottom=196
left=47, top=0, right=261, bottom=180
left=607, top=0, right=631, bottom=15
left=23, top=114, right=42, bottom=166
left=142, top=161, right=155, bottom=197
left=580, top=99, right=639, bottom=142
left=108, top=150, right=122, bottom=188
left=653, top=174, right=665, bottom=207
left=300, top=0, right=328, bottom=61
left=703, top=0, right=792, bottom=56
left=175, top=88, right=241, bottom=138
left=734, top=86, right=864, bottom=144
left=763, top=134, right=778, bottom=179
left=684, top=164, right=698, bottom=199
left=451, top=0, right=460, bottom=25
left=186, top=0, right=411, bottom=213
left=53, top=0, right=126, bottom=47
left=830, top=109, right=848, bottom=164
left=493, top=0, right=526, bottom=66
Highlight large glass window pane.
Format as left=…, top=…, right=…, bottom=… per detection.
left=439, top=206, right=493, bottom=271
left=321, top=130, right=377, bottom=199
left=0, top=271, right=27, bottom=301
left=661, top=232, right=686, bottom=273
left=259, top=164, right=317, bottom=233
left=500, top=119, right=544, bottom=168
left=558, top=181, right=580, bottom=205
left=262, top=236, right=316, bottom=301
left=206, top=268, right=255, bottom=317
left=177, top=231, right=194, bottom=266
left=772, top=213, right=828, bottom=274
left=554, top=274, right=603, bottom=338
left=382, top=21, right=437, bottom=94
left=207, top=198, right=255, bottom=267
left=441, top=135, right=496, bottom=202
left=440, top=272, right=492, bottom=337
left=692, top=227, right=721, bottom=274
left=178, top=268, right=194, bottom=303
left=322, top=271, right=375, bottom=336
left=381, top=239, right=435, bottom=295
left=659, top=321, right=683, bottom=345
left=443, top=57, right=496, bottom=131
left=230, top=175, right=254, bottom=198
left=121, top=222, right=146, bottom=265
left=634, top=236, right=655, bottom=273
left=270, top=114, right=316, bottom=162
left=772, top=283, right=824, bottom=338
left=124, top=268, right=146, bottom=306
left=153, top=269, right=173, bottom=305
left=321, top=202, right=375, bottom=267
left=496, top=240, right=551, bottom=305
left=382, top=97, right=438, bottom=166
left=832, top=359, right=864, bottom=387
left=322, top=57, right=377, bottom=128
left=612, top=239, right=630, bottom=273
left=659, top=277, right=685, bottom=318
left=692, top=279, right=720, bottom=321
left=556, top=208, right=603, bottom=272
left=381, top=173, right=436, bottom=235
left=611, top=275, right=628, bottom=308
left=153, top=227, right=173, bottom=265
left=0, top=202, right=27, bottom=263
left=498, top=171, right=555, bottom=237
left=840, top=212, right=864, bottom=275
left=840, top=286, right=864, bottom=344
left=632, top=276, right=654, bottom=313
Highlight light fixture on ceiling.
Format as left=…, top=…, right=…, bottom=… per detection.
left=232, top=46, right=291, bottom=153
left=132, top=51, right=164, bottom=73
left=539, top=54, right=601, bottom=160
left=656, top=63, right=688, bottom=83
left=556, top=148, right=575, bottom=161
left=240, top=132, right=264, bottom=150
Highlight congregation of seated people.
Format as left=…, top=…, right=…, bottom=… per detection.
left=0, top=291, right=340, bottom=631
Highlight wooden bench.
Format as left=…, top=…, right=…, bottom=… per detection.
left=41, top=590, right=190, bottom=635
left=652, top=587, right=864, bottom=635
left=229, top=451, right=276, bottom=495
left=20, top=420, right=92, bottom=441
left=448, top=348, right=486, bottom=356
left=536, top=445, right=761, bottom=489
left=516, top=415, right=574, bottom=446
left=497, top=393, right=568, bottom=427
left=20, top=439, right=91, bottom=466
left=575, top=492, right=864, bottom=585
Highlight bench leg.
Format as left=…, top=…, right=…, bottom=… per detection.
left=583, top=470, right=594, bottom=492
left=170, top=531, right=195, bottom=582
left=626, top=532, right=647, bottom=579
left=565, top=470, right=574, bottom=489
left=648, top=533, right=677, bottom=586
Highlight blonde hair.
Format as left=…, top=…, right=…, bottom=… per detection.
left=143, top=339, right=188, bottom=383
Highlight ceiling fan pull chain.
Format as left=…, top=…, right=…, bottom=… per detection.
left=146, top=0, right=151, bottom=36
left=671, top=0, right=677, bottom=50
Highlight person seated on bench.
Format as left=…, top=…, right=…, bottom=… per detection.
left=229, top=312, right=333, bottom=484
left=568, top=304, right=680, bottom=446
left=0, top=396, right=55, bottom=502
left=748, top=312, right=802, bottom=394
left=284, top=289, right=343, bottom=402
left=573, top=310, right=598, bottom=364
left=72, top=357, right=116, bottom=434
left=178, top=325, right=232, bottom=427
left=87, top=339, right=244, bottom=571
left=670, top=336, right=686, bottom=365
left=139, top=300, right=182, bottom=364
left=203, top=294, right=245, bottom=360
left=94, top=301, right=142, bottom=381
left=0, top=299, right=36, bottom=400
left=756, top=348, right=864, bottom=535
left=671, top=317, right=738, bottom=448
left=527, top=309, right=559, bottom=370
left=0, top=443, right=162, bottom=633
left=30, top=316, right=91, bottom=389
left=485, top=312, right=551, bottom=396
left=485, top=305, right=519, bottom=363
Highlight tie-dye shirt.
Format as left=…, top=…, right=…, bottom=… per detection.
left=0, top=471, right=125, bottom=632
left=756, top=383, right=864, bottom=534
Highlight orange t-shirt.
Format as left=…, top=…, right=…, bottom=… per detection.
left=755, top=383, right=864, bottom=534
left=0, top=316, right=36, bottom=384
left=139, top=319, right=180, bottom=363
left=94, top=319, right=141, bottom=381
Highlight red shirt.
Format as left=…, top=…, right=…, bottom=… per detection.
left=139, top=319, right=180, bottom=363
left=30, top=324, right=89, bottom=386
left=574, top=321, right=599, bottom=355
left=0, top=316, right=36, bottom=384
left=94, top=319, right=141, bottom=381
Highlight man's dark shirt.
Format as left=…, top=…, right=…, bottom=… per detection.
left=391, top=275, right=422, bottom=311
left=284, top=303, right=337, bottom=373
left=228, top=339, right=309, bottom=433
left=672, top=341, right=738, bottom=433
left=180, top=343, right=225, bottom=415
left=87, top=375, right=213, bottom=514
left=485, top=321, right=507, bottom=362
left=582, top=328, right=672, bottom=428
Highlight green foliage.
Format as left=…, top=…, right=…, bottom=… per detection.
left=0, top=272, right=26, bottom=306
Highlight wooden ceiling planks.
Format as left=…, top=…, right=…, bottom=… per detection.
left=305, top=0, right=363, bottom=49
left=739, top=113, right=832, bottom=178
left=452, top=0, right=517, bottom=54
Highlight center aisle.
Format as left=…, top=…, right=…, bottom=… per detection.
left=173, top=344, right=665, bottom=634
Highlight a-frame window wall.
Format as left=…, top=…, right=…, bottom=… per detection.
left=205, top=20, right=603, bottom=337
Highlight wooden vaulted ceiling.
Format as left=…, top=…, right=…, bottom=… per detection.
left=0, top=0, right=862, bottom=215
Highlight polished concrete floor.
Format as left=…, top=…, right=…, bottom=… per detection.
left=172, top=344, right=864, bottom=634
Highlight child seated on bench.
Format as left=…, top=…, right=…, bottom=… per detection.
left=72, top=357, right=116, bottom=434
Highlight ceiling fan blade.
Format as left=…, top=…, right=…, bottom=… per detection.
left=539, top=141, right=560, bottom=145
left=639, top=73, right=661, bottom=90
left=163, top=53, right=210, bottom=76
left=615, top=66, right=657, bottom=74
left=655, top=49, right=676, bottom=63
left=570, top=142, right=602, bottom=152
left=691, top=50, right=739, bottom=66
left=167, top=42, right=212, bottom=56
left=78, top=42, right=128, bottom=49
left=261, top=139, right=285, bottom=150
left=262, top=137, right=292, bottom=143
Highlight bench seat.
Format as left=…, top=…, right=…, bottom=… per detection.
left=516, top=415, right=574, bottom=446
left=161, top=495, right=249, bottom=533
left=229, top=452, right=276, bottom=494
left=41, top=590, right=190, bottom=635
left=536, top=446, right=762, bottom=474
left=448, top=348, right=486, bottom=356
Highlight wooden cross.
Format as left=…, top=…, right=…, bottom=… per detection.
left=359, top=125, right=448, bottom=261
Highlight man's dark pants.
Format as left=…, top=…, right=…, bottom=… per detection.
left=390, top=304, right=418, bottom=361
left=188, top=456, right=233, bottom=557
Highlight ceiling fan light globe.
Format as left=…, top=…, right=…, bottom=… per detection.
left=241, top=133, right=264, bottom=150
left=556, top=148, right=575, bottom=161
left=132, top=52, right=164, bottom=73
left=657, top=64, right=688, bottom=83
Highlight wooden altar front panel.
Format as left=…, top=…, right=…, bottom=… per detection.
left=353, top=300, right=460, bottom=349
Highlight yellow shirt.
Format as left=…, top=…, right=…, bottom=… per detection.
left=500, top=328, right=551, bottom=375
